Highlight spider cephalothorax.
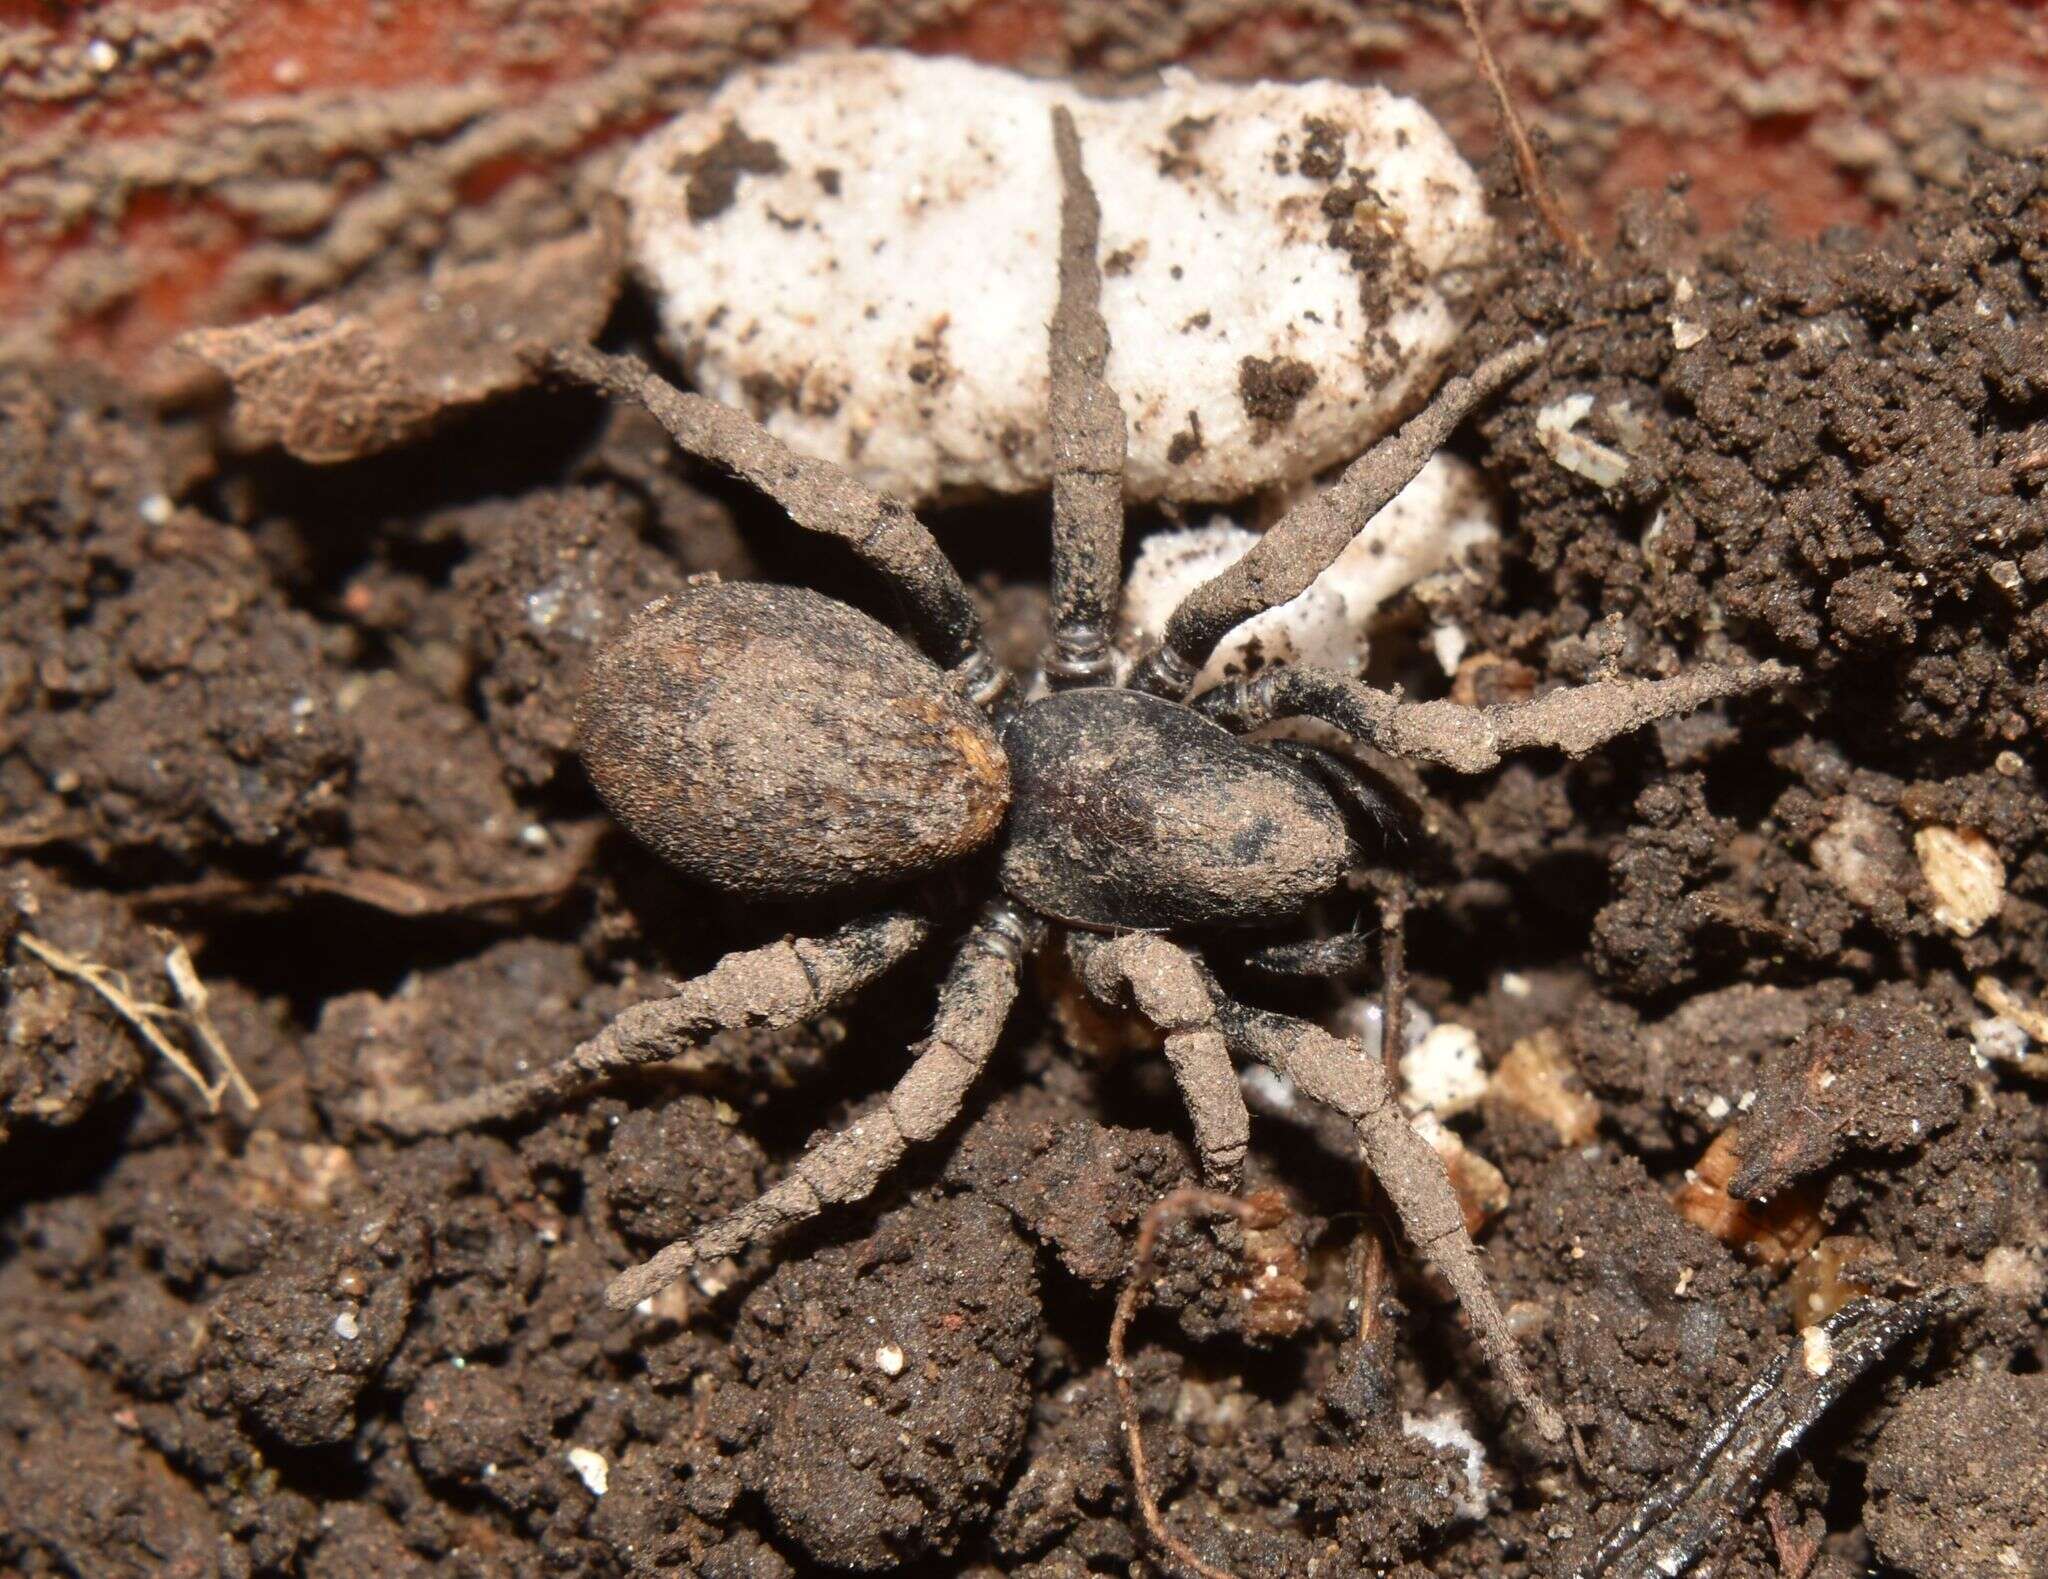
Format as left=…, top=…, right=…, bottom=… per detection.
left=390, top=109, right=1782, bottom=1444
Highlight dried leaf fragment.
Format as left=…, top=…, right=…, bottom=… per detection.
left=178, top=222, right=621, bottom=463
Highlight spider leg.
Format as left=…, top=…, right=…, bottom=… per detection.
left=605, top=902, right=1039, bottom=1309
left=538, top=345, right=1005, bottom=707
left=383, top=911, right=927, bottom=1138
left=1042, top=106, right=1127, bottom=690
left=1071, top=932, right=1250, bottom=1189
left=1194, top=660, right=1793, bottom=773
left=1127, top=340, right=1545, bottom=700
left=1211, top=993, right=1565, bottom=1442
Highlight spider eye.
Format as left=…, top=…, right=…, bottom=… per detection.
left=577, top=582, right=1009, bottom=899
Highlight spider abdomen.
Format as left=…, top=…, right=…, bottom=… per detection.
left=998, top=688, right=1353, bottom=931
left=578, top=582, right=1010, bottom=898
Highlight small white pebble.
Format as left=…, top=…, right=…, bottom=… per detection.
left=84, top=38, right=120, bottom=74
left=1671, top=317, right=1708, bottom=351
left=1535, top=393, right=1630, bottom=487
left=1500, top=972, right=1532, bottom=999
left=332, top=1309, right=360, bottom=1341
left=1801, top=1324, right=1835, bottom=1377
left=1704, top=1093, right=1732, bottom=1121
left=1915, top=825, right=2004, bottom=937
left=1400, top=1022, right=1488, bottom=1119
left=1401, top=1409, right=1488, bottom=1520
left=567, top=1446, right=610, bottom=1496
left=138, top=493, right=173, bottom=525
left=875, top=1342, right=906, bottom=1377
left=519, top=822, right=552, bottom=850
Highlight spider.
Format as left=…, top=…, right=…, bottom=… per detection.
left=389, top=108, right=1780, bottom=1444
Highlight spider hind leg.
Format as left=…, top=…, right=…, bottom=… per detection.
left=605, top=903, right=1037, bottom=1309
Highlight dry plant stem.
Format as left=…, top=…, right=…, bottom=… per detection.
left=1216, top=995, right=1565, bottom=1441
left=1110, top=1187, right=1269, bottom=1579
left=538, top=344, right=997, bottom=691
left=15, top=931, right=256, bottom=1114
left=1044, top=105, right=1127, bottom=688
left=1198, top=662, right=1794, bottom=774
left=1453, top=0, right=1597, bottom=270
left=604, top=904, right=1035, bottom=1309
left=384, top=911, right=927, bottom=1138
left=1376, top=879, right=1409, bottom=1079
left=1576, top=1291, right=1963, bottom=1578
left=163, top=940, right=260, bottom=1112
left=1131, top=339, right=1546, bottom=699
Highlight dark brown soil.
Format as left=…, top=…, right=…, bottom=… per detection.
left=2, top=113, right=2044, bottom=1579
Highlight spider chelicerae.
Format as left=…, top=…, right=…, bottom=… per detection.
left=389, top=108, right=1780, bottom=1444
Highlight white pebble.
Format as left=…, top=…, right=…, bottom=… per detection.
left=566, top=1446, right=610, bottom=1496
left=1401, top=1408, right=1488, bottom=1520
left=137, top=493, right=173, bottom=526
left=1117, top=453, right=1497, bottom=687
left=622, top=50, right=1493, bottom=505
left=1400, top=1022, right=1489, bottom=1119
left=332, top=1309, right=360, bottom=1341
left=1801, top=1324, right=1835, bottom=1377
left=1914, top=825, right=2004, bottom=937
left=1535, top=392, right=1630, bottom=487
left=875, top=1342, right=906, bottom=1377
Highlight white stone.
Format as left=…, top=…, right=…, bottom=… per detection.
left=1116, top=453, right=1497, bottom=687
left=1914, top=825, right=2004, bottom=937
left=1401, top=1408, right=1488, bottom=1520
left=622, top=50, right=1493, bottom=505
left=566, top=1446, right=610, bottom=1496
left=875, top=1341, right=906, bottom=1377
left=1400, top=1022, right=1489, bottom=1118
left=1534, top=393, right=1630, bottom=487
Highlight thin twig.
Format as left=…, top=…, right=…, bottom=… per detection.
left=163, top=939, right=260, bottom=1112
left=15, top=931, right=255, bottom=1114
left=1111, top=1188, right=1283, bottom=1579
left=1376, top=878, right=1409, bottom=1081
left=1453, top=0, right=1598, bottom=271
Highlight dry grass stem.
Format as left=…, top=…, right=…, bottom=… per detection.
left=16, top=931, right=259, bottom=1115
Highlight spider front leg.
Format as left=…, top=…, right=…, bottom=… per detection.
left=383, top=911, right=929, bottom=1137
left=1042, top=106, right=1127, bottom=690
left=1072, top=932, right=1251, bottom=1188
left=606, top=902, right=1039, bottom=1309
left=1193, top=660, right=1792, bottom=772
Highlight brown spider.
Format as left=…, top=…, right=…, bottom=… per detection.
left=388, top=108, right=1782, bottom=1444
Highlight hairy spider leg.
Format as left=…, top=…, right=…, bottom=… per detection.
left=383, top=911, right=928, bottom=1137
left=1127, top=339, right=1547, bottom=700
left=1043, top=106, right=1128, bottom=690
left=605, top=902, right=1041, bottom=1309
left=1213, top=993, right=1568, bottom=1442
left=1073, top=932, right=1251, bottom=1188
left=539, top=345, right=1006, bottom=708
left=1193, top=661, right=1792, bottom=774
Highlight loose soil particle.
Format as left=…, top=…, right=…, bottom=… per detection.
left=0, top=104, right=2042, bottom=1579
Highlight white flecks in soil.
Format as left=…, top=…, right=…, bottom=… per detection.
left=1802, top=1323, right=1836, bottom=1377
left=622, top=50, right=1493, bottom=504
left=1117, top=453, right=1498, bottom=688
